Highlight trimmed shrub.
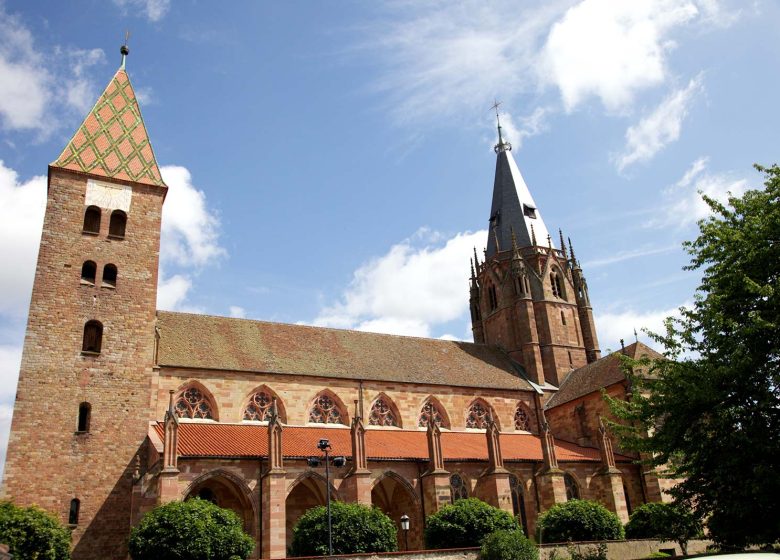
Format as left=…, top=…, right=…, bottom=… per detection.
left=290, top=501, right=397, bottom=556
left=625, top=502, right=702, bottom=554
left=425, top=497, right=517, bottom=549
left=481, top=529, right=539, bottom=560
left=537, top=500, right=624, bottom=543
left=128, top=498, right=254, bottom=560
left=0, top=501, right=71, bottom=560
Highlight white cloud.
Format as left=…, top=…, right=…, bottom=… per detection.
left=596, top=304, right=685, bottom=351
left=156, top=274, right=192, bottom=311
left=314, top=228, right=485, bottom=337
left=229, top=306, right=246, bottom=318
left=160, top=165, right=225, bottom=268
left=585, top=244, right=678, bottom=268
left=496, top=107, right=551, bottom=150
left=112, top=0, right=171, bottom=22
left=616, top=76, right=703, bottom=171
left=63, top=47, right=106, bottom=114
left=646, top=157, right=749, bottom=228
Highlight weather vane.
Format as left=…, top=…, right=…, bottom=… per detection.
left=120, top=30, right=130, bottom=68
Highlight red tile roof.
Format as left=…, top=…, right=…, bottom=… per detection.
left=153, top=423, right=614, bottom=463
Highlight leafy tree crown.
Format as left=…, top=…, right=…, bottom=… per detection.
left=537, top=499, right=624, bottom=543
left=0, top=501, right=71, bottom=560
left=481, top=529, right=539, bottom=560
left=424, top=497, right=517, bottom=549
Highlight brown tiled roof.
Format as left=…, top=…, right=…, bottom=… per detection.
left=152, top=423, right=614, bottom=463
left=52, top=68, right=165, bottom=187
left=545, top=341, right=664, bottom=409
left=156, top=311, right=534, bottom=391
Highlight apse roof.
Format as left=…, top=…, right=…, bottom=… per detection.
left=156, top=311, right=535, bottom=391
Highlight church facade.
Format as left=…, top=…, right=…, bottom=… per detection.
left=2, top=52, right=670, bottom=560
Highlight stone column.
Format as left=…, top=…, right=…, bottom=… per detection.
left=420, top=422, right=451, bottom=515
left=262, top=404, right=287, bottom=558
left=158, top=390, right=180, bottom=504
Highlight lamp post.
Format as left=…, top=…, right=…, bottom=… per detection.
left=307, top=438, right=346, bottom=556
left=400, top=513, right=410, bottom=551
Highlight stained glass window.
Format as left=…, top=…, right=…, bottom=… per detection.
left=514, top=404, right=531, bottom=431
left=450, top=473, right=468, bottom=502
left=243, top=391, right=273, bottom=421
left=308, top=394, right=343, bottom=424
left=466, top=400, right=491, bottom=429
left=564, top=473, right=579, bottom=500
left=369, top=398, right=397, bottom=427
left=175, top=387, right=214, bottom=419
left=418, top=400, right=445, bottom=428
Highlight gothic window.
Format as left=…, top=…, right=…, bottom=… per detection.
left=514, top=404, right=531, bottom=432
left=369, top=397, right=398, bottom=427
left=564, top=473, right=580, bottom=501
left=418, top=400, right=445, bottom=428
left=77, top=402, right=91, bottom=433
left=450, top=473, right=468, bottom=503
left=81, top=261, right=96, bottom=285
left=509, top=475, right=529, bottom=535
left=102, top=264, right=117, bottom=288
left=465, top=399, right=492, bottom=429
left=68, top=498, right=80, bottom=525
left=83, top=206, right=101, bottom=234
left=308, top=394, right=344, bottom=424
left=243, top=391, right=273, bottom=421
left=82, top=320, right=103, bottom=353
left=175, top=387, right=214, bottom=419
left=551, top=270, right=567, bottom=301
left=108, top=210, right=127, bottom=238
left=488, top=284, right=498, bottom=311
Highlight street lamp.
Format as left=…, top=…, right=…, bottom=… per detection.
left=400, top=514, right=410, bottom=551
left=307, top=438, right=346, bottom=556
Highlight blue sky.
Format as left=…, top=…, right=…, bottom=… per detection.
left=0, top=0, right=778, bottom=474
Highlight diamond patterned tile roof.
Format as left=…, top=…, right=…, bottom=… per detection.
left=52, top=67, right=165, bottom=187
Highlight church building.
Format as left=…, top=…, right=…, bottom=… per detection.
left=2, top=48, right=671, bottom=560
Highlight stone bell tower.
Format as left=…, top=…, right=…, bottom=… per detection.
left=469, top=111, right=600, bottom=387
left=2, top=44, right=167, bottom=559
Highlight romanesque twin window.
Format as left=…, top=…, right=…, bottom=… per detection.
left=82, top=207, right=127, bottom=238
left=175, top=387, right=214, bottom=419
left=368, top=397, right=397, bottom=427
left=81, top=261, right=117, bottom=288
left=308, top=394, right=343, bottom=424
left=83, top=206, right=101, bottom=234
left=243, top=391, right=273, bottom=421
left=108, top=210, right=126, bottom=238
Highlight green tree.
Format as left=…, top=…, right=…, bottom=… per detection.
left=481, top=529, right=539, bottom=560
left=289, top=501, right=397, bottom=557
left=610, top=164, right=780, bottom=548
left=537, top=499, right=624, bottom=543
left=625, top=503, right=702, bottom=555
left=424, top=497, right=517, bottom=549
left=0, top=501, right=71, bottom=560
left=128, top=499, right=254, bottom=560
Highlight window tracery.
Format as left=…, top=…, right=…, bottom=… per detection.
left=465, top=400, right=491, bottom=429
left=514, top=404, right=531, bottom=431
left=308, top=394, right=343, bottom=424
left=564, top=473, right=579, bottom=500
left=450, top=473, right=468, bottom=502
left=175, top=387, right=214, bottom=419
left=418, top=400, right=445, bottom=428
left=509, top=475, right=528, bottom=534
left=368, top=397, right=398, bottom=427
left=243, top=391, right=274, bottom=421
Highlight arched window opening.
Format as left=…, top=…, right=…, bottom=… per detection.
left=308, top=394, right=344, bottom=424
left=82, top=206, right=101, bottom=234
left=514, top=404, right=531, bottom=432
left=564, top=473, right=579, bottom=501
left=80, top=261, right=96, bottom=285
left=108, top=210, right=127, bottom=238
left=68, top=498, right=80, bottom=525
left=175, top=387, right=214, bottom=419
left=102, top=264, right=117, bottom=288
left=243, top=391, right=273, bottom=421
left=449, top=473, right=468, bottom=503
left=368, top=397, right=398, bottom=427
left=510, top=475, right=529, bottom=535
left=488, top=284, right=498, bottom=311
left=465, top=400, right=491, bottom=429
left=551, top=271, right=567, bottom=301
left=77, top=402, right=91, bottom=433
left=418, top=400, right=445, bottom=428
left=82, top=320, right=103, bottom=353
left=198, top=487, right=217, bottom=504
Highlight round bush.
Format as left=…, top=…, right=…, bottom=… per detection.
left=481, top=529, right=539, bottom=560
left=129, top=498, right=254, bottom=560
left=537, top=500, right=624, bottom=543
left=0, top=501, right=71, bottom=560
left=425, top=497, right=518, bottom=549
left=290, top=501, right=397, bottom=556
left=625, top=503, right=701, bottom=553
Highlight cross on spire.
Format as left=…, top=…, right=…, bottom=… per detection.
left=490, top=99, right=512, bottom=153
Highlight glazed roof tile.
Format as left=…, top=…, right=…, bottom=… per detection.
left=52, top=68, right=165, bottom=187
left=156, top=311, right=535, bottom=391
left=545, top=341, right=664, bottom=409
left=152, top=423, right=613, bottom=463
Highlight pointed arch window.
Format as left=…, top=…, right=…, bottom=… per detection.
left=175, top=387, right=214, bottom=420
left=465, top=400, right=492, bottom=429
left=514, top=403, right=532, bottom=432
left=81, top=261, right=96, bottom=285
left=564, top=473, right=579, bottom=501
left=449, top=473, right=468, bottom=503
left=82, top=320, right=103, bottom=353
left=108, top=210, right=127, bottom=238
left=308, top=394, right=344, bottom=424
left=102, top=264, right=117, bottom=288
left=243, top=391, right=274, bottom=421
left=551, top=271, right=566, bottom=300
left=510, top=475, right=529, bottom=535
left=368, top=397, right=398, bottom=427
left=83, top=206, right=101, bottom=234
left=68, top=498, right=80, bottom=525
left=418, top=400, right=446, bottom=428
